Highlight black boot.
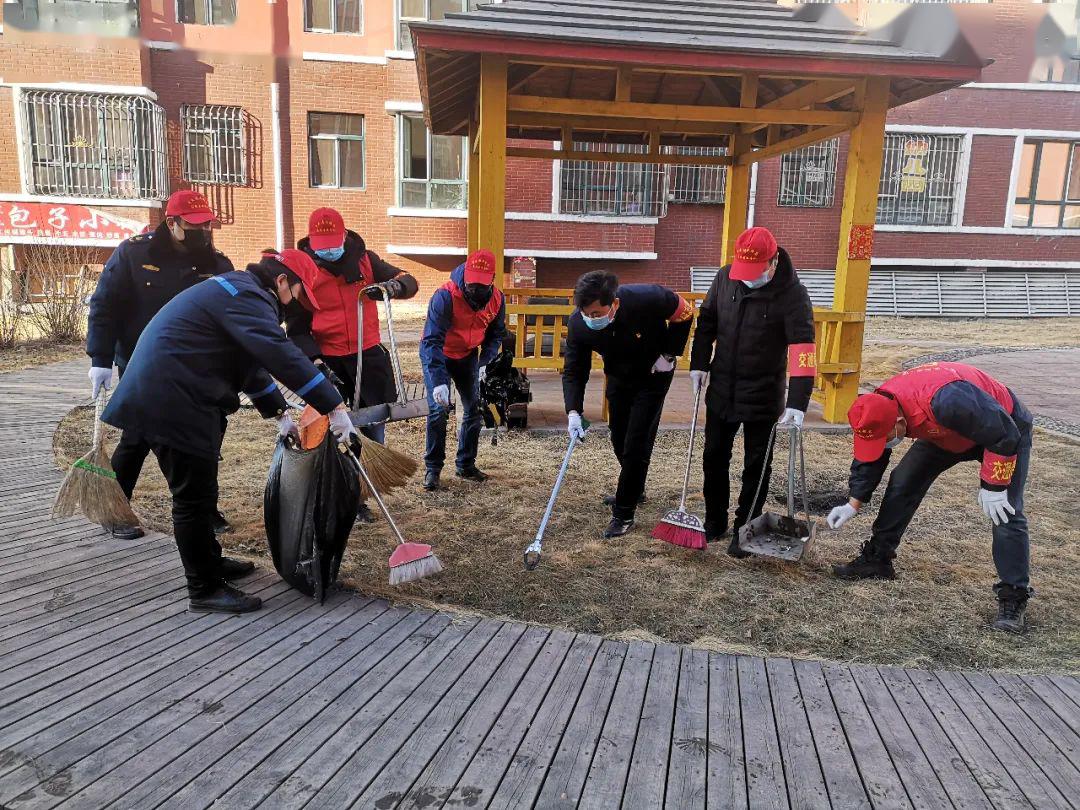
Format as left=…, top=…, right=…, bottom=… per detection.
left=604, top=516, right=635, bottom=538
left=602, top=493, right=646, bottom=506
left=220, top=557, right=256, bottom=580
left=456, top=466, right=488, bottom=482
left=423, top=470, right=441, bottom=491
left=111, top=525, right=145, bottom=540
left=211, top=510, right=232, bottom=535
left=993, top=585, right=1030, bottom=633
left=833, top=541, right=897, bottom=580
left=355, top=502, right=377, bottom=524
left=727, top=530, right=751, bottom=559
left=189, top=583, right=261, bottom=613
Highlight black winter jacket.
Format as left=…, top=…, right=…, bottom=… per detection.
left=689, top=247, right=815, bottom=422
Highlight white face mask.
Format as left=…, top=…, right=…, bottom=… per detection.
left=742, top=268, right=772, bottom=289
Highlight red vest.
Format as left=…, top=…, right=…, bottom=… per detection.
left=441, top=279, right=503, bottom=360
left=309, top=253, right=381, bottom=356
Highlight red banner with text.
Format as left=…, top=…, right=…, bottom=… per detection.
left=0, top=202, right=145, bottom=244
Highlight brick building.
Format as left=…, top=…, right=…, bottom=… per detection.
left=0, top=0, right=1077, bottom=313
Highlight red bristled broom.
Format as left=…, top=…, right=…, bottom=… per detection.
left=652, top=382, right=707, bottom=550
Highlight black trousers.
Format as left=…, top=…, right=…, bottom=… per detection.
left=702, top=417, right=776, bottom=538
left=151, top=443, right=224, bottom=594
left=606, top=371, right=673, bottom=520
left=321, top=346, right=397, bottom=444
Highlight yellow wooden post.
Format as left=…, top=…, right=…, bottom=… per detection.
left=477, top=54, right=508, bottom=286
left=824, top=76, right=890, bottom=422
left=720, top=75, right=757, bottom=264
left=467, top=117, right=480, bottom=254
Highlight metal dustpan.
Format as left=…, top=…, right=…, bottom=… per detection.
left=737, top=423, right=818, bottom=563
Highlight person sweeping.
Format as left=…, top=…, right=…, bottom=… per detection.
left=562, top=270, right=694, bottom=539
left=102, top=249, right=356, bottom=614
left=827, top=362, right=1034, bottom=634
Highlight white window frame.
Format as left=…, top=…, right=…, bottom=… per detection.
left=304, top=0, right=364, bottom=35
left=395, top=0, right=479, bottom=53
left=876, top=131, right=970, bottom=228
left=175, top=0, right=236, bottom=26
left=181, top=104, right=246, bottom=186
left=1010, top=136, right=1080, bottom=230
left=308, top=112, right=366, bottom=190
left=396, top=113, right=468, bottom=210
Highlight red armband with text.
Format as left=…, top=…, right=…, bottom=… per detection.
left=787, top=343, right=816, bottom=377
left=669, top=295, right=694, bottom=324
left=981, top=451, right=1017, bottom=488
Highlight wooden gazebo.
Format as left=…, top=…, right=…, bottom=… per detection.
left=411, top=0, right=986, bottom=421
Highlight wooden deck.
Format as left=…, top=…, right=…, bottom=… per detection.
left=1, top=361, right=1079, bottom=809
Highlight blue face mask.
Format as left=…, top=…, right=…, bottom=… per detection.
left=315, top=246, right=345, bottom=262
left=582, top=307, right=615, bottom=330
left=742, top=268, right=772, bottom=289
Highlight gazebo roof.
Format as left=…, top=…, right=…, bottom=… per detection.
left=412, top=0, right=987, bottom=144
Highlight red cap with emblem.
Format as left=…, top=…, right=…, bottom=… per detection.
left=729, top=226, right=778, bottom=281
left=260, top=248, right=322, bottom=311
left=165, top=190, right=217, bottom=225
left=307, top=207, right=346, bottom=251
left=463, top=249, right=497, bottom=285
left=848, top=392, right=900, bottom=463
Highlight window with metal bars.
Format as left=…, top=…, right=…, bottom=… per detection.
left=398, top=114, right=467, bottom=209
left=778, top=138, right=839, bottom=208
left=305, top=0, right=362, bottom=34
left=559, top=143, right=668, bottom=218
left=877, top=133, right=965, bottom=226
left=397, top=0, right=482, bottom=52
left=181, top=105, right=246, bottom=186
left=667, top=146, right=727, bottom=205
left=20, top=90, right=168, bottom=200
left=1013, top=139, right=1080, bottom=229
left=309, top=112, right=365, bottom=189
left=177, top=0, right=236, bottom=25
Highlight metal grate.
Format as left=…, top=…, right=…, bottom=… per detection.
left=559, top=142, right=668, bottom=218
left=20, top=90, right=168, bottom=201
left=778, top=138, right=839, bottom=208
left=877, top=133, right=965, bottom=226
left=667, top=145, right=727, bottom=205
left=181, top=104, right=246, bottom=186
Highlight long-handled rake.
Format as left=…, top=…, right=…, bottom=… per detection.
left=651, top=383, right=707, bottom=550
left=524, top=429, right=583, bottom=570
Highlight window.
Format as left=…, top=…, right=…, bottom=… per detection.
left=181, top=105, right=246, bottom=186
left=308, top=113, right=365, bottom=189
left=5, top=1, right=139, bottom=37
left=177, top=0, right=236, bottom=25
left=397, top=0, right=481, bottom=52
left=667, top=146, right=726, bottom=205
left=305, top=0, right=362, bottom=34
left=20, top=91, right=168, bottom=200
left=399, top=114, right=467, bottom=209
left=877, top=133, right=965, bottom=226
left=778, top=138, right=839, bottom=208
left=560, top=142, right=667, bottom=218
left=1034, top=55, right=1080, bottom=84
left=1013, top=140, right=1080, bottom=229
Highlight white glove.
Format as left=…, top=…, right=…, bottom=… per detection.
left=276, top=413, right=298, bottom=440
left=779, top=408, right=805, bottom=429
left=689, top=369, right=709, bottom=393
left=567, top=411, right=587, bottom=440
left=478, top=366, right=487, bottom=383
left=328, top=408, right=357, bottom=442
left=827, top=503, right=859, bottom=530
left=978, top=488, right=1015, bottom=526
left=432, top=384, right=450, bottom=408
left=89, top=366, right=112, bottom=399
left=652, top=355, right=675, bottom=374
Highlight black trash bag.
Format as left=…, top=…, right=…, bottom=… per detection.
left=263, top=432, right=361, bottom=603
left=480, top=338, right=532, bottom=435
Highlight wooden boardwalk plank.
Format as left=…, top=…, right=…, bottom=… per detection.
left=991, top=673, right=1080, bottom=769
left=620, top=642, right=680, bottom=810
left=739, top=656, right=789, bottom=810
left=791, top=660, right=870, bottom=810
left=848, top=664, right=952, bottom=810
left=1019, top=676, right=1080, bottom=737
left=707, top=654, right=747, bottom=810
left=577, top=642, right=654, bottom=810
left=904, top=668, right=1035, bottom=809
left=665, top=646, right=710, bottom=810
left=822, top=663, right=911, bottom=810
left=765, top=657, right=831, bottom=810
left=1048, top=676, right=1080, bottom=711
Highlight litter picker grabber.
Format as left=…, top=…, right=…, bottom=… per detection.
left=349, top=282, right=429, bottom=429
left=736, top=422, right=818, bottom=562
left=651, top=383, right=707, bottom=550
left=524, top=425, right=585, bottom=570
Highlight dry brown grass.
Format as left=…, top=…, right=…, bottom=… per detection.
left=0, top=342, right=83, bottom=375
left=54, top=401, right=1080, bottom=674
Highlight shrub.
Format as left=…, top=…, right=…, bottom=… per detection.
left=22, top=245, right=98, bottom=343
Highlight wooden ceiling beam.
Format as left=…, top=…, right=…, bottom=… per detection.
left=507, top=110, right=736, bottom=136
left=738, top=123, right=850, bottom=165
left=742, top=78, right=855, bottom=133
left=506, top=146, right=732, bottom=166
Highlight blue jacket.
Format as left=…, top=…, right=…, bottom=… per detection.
left=102, top=270, right=343, bottom=459
left=419, top=264, right=507, bottom=388
left=87, top=222, right=234, bottom=370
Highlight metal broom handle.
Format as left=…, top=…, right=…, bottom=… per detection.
left=352, top=445, right=408, bottom=546
left=353, top=295, right=364, bottom=410
left=748, top=421, right=780, bottom=516
left=378, top=285, right=408, bottom=406
left=678, top=383, right=703, bottom=512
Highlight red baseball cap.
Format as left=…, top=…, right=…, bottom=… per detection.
left=848, top=392, right=900, bottom=462
left=261, top=248, right=322, bottom=311
left=729, top=226, right=778, bottom=281
left=165, top=190, right=217, bottom=225
left=463, top=249, right=497, bottom=285
left=307, top=207, right=346, bottom=251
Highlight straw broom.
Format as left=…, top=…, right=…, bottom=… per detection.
left=52, top=392, right=139, bottom=531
